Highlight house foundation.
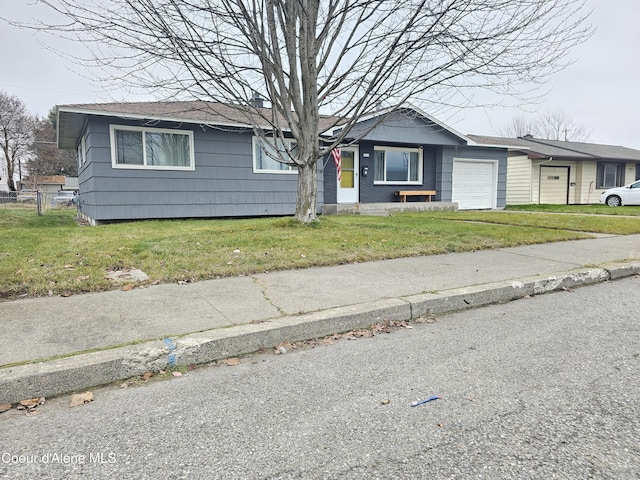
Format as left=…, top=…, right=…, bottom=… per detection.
left=322, top=202, right=458, bottom=216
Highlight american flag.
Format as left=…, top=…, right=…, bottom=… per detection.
left=331, top=148, right=341, bottom=182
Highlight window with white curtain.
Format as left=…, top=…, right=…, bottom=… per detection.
left=110, top=125, right=194, bottom=170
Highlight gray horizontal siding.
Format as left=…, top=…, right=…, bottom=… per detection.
left=360, top=143, right=438, bottom=203
left=323, top=141, right=440, bottom=204
left=346, top=111, right=464, bottom=146
left=77, top=116, right=321, bottom=221
left=439, top=145, right=508, bottom=207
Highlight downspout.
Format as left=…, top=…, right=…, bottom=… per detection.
left=587, top=181, right=594, bottom=203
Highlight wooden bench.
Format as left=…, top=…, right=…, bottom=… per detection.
left=395, top=190, right=436, bottom=202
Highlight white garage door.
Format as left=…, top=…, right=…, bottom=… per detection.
left=452, top=160, right=497, bottom=210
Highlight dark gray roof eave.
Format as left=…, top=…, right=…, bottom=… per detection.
left=467, top=134, right=640, bottom=161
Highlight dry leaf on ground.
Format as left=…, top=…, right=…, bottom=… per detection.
left=172, top=371, right=183, bottom=377
left=70, top=391, right=95, bottom=408
left=17, top=397, right=45, bottom=410
left=121, top=284, right=135, bottom=291
left=141, top=371, right=153, bottom=382
left=413, top=316, right=437, bottom=324
left=0, top=403, right=12, bottom=413
left=224, top=357, right=241, bottom=366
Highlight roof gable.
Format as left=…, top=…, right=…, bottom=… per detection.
left=326, top=105, right=469, bottom=146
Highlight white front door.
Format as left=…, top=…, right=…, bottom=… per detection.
left=336, top=147, right=359, bottom=203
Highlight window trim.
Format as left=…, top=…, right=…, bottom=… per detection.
left=77, top=135, right=86, bottom=168
left=109, top=124, right=195, bottom=171
left=252, top=136, right=298, bottom=174
left=373, top=145, right=422, bottom=185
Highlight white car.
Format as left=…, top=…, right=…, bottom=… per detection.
left=599, top=180, right=640, bottom=207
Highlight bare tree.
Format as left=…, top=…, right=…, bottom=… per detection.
left=25, top=0, right=591, bottom=222
left=534, top=109, right=591, bottom=142
left=501, top=109, right=591, bottom=142
left=500, top=115, right=537, bottom=138
left=30, top=108, right=78, bottom=178
left=0, top=91, right=34, bottom=192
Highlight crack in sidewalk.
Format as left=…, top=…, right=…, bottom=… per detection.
left=251, top=275, right=289, bottom=317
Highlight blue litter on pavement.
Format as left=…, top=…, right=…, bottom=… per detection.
left=411, top=395, right=441, bottom=407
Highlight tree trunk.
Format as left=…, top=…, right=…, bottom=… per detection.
left=9, top=161, right=18, bottom=191
left=2, top=147, right=16, bottom=191
left=295, top=161, right=318, bottom=223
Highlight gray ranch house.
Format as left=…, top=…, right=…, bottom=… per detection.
left=56, top=101, right=508, bottom=224
left=468, top=134, right=640, bottom=205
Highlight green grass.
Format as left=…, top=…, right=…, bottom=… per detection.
left=505, top=203, right=640, bottom=216
left=425, top=210, right=640, bottom=235
left=3, top=205, right=639, bottom=300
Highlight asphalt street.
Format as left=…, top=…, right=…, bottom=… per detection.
left=1, top=277, right=638, bottom=479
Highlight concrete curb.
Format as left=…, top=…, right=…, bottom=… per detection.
left=1, top=262, right=638, bottom=404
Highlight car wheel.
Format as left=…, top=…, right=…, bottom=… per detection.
left=606, top=195, right=621, bottom=207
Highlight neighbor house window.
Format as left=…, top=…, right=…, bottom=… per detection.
left=110, top=125, right=194, bottom=170
left=253, top=136, right=298, bottom=173
left=596, top=162, right=623, bottom=189
left=374, top=146, right=421, bottom=184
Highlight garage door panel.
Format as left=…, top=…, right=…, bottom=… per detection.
left=452, top=160, right=496, bottom=210
left=539, top=166, right=569, bottom=204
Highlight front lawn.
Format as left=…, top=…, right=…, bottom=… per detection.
left=426, top=210, right=640, bottom=235
left=505, top=203, right=640, bottom=216
left=3, top=206, right=638, bottom=300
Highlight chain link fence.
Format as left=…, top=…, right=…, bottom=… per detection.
left=0, top=190, right=78, bottom=214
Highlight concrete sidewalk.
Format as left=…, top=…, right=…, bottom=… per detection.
left=2, top=234, right=639, bottom=404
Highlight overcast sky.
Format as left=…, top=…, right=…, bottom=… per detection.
left=1, top=1, right=639, bottom=149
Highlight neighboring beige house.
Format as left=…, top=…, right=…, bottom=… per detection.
left=468, top=135, right=640, bottom=205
